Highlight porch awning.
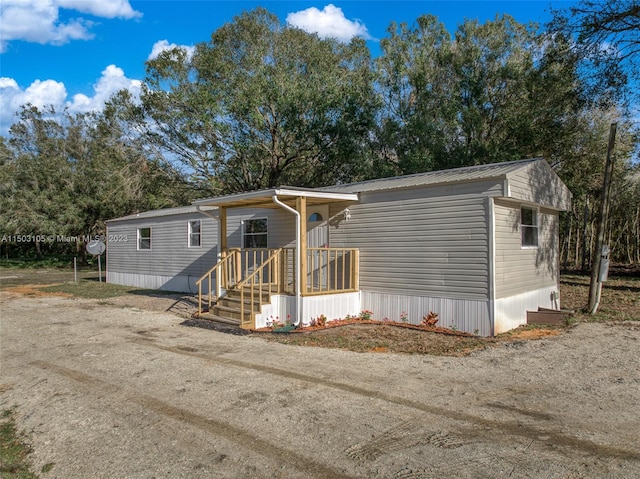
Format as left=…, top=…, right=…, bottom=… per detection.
left=192, top=187, right=359, bottom=209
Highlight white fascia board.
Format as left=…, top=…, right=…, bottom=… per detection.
left=274, top=188, right=359, bottom=202
left=192, top=188, right=358, bottom=207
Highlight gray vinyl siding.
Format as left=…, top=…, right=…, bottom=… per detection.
left=106, top=213, right=219, bottom=279
left=329, top=180, right=503, bottom=301
left=224, top=208, right=296, bottom=249
left=494, top=199, right=559, bottom=299
left=107, top=208, right=296, bottom=278
left=508, top=161, right=572, bottom=211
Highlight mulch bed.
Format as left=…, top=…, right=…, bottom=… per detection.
left=252, top=318, right=476, bottom=337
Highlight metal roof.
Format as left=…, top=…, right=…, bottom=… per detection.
left=107, top=158, right=564, bottom=222
left=192, top=187, right=359, bottom=209
left=319, top=158, right=542, bottom=194
left=106, top=205, right=218, bottom=223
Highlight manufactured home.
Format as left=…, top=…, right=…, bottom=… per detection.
left=106, top=158, right=572, bottom=336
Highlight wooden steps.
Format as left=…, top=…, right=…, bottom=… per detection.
left=198, top=286, right=272, bottom=328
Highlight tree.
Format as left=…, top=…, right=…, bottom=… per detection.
left=549, top=0, right=640, bottom=105
left=142, top=8, right=378, bottom=194
left=374, top=15, right=456, bottom=175
left=375, top=15, right=586, bottom=174
left=0, top=103, right=192, bottom=259
left=2, top=106, right=82, bottom=257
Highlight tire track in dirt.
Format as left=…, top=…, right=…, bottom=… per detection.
left=29, top=360, right=358, bottom=479
left=345, top=421, right=463, bottom=462
left=133, top=338, right=640, bottom=463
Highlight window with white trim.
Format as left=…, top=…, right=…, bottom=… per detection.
left=137, top=227, right=151, bottom=250
left=521, top=206, right=538, bottom=248
left=243, top=218, right=268, bottom=248
left=188, top=220, right=201, bottom=248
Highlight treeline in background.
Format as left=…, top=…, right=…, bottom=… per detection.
left=1, top=1, right=639, bottom=267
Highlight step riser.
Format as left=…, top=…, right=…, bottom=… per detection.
left=197, top=313, right=240, bottom=326
left=204, top=286, right=274, bottom=325
left=225, top=292, right=270, bottom=303
left=212, top=308, right=253, bottom=321
left=217, top=298, right=256, bottom=309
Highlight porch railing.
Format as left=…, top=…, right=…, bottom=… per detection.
left=195, top=248, right=241, bottom=316
left=306, top=248, right=359, bottom=295
left=237, top=248, right=282, bottom=328
left=195, top=246, right=359, bottom=319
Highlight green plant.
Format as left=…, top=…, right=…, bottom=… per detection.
left=0, top=408, right=38, bottom=478
left=359, top=309, right=373, bottom=320
left=399, top=311, right=408, bottom=323
left=316, top=314, right=327, bottom=327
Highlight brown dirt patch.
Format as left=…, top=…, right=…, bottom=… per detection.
left=3, top=284, right=72, bottom=298
left=504, top=328, right=563, bottom=340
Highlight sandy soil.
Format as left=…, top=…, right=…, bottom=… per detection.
left=1, top=292, right=639, bottom=478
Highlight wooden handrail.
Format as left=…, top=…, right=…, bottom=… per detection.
left=195, top=250, right=239, bottom=316
left=237, top=248, right=282, bottom=328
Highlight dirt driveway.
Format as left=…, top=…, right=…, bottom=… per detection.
left=1, top=293, right=639, bottom=478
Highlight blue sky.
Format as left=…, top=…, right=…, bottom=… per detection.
left=0, top=1, right=577, bottom=134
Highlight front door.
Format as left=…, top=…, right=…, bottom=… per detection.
left=307, top=205, right=329, bottom=290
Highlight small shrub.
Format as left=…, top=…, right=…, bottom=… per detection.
left=359, top=309, right=373, bottom=320
left=422, top=311, right=439, bottom=327
left=316, top=314, right=327, bottom=327
left=400, top=311, right=408, bottom=323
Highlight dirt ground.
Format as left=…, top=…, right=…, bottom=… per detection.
left=1, top=281, right=640, bottom=477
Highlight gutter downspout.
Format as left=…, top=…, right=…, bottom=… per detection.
left=272, top=195, right=302, bottom=327
left=196, top=205, right=222, bottom=299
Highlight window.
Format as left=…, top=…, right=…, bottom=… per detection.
left=137, top=227, right=151, bottom=250
left=309, top=212, right=323, bottom=222
left=243, top=218, right=268, bottom=248
left=521, top=206, right=538, bottom=248
left=188, top=220, right=201, bottom=248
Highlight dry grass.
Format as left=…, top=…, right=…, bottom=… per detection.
left=3, top=266, right=638, bottom=356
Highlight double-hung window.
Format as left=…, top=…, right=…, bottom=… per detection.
left=243, top=218, right=268, bottom=248
left=521, top=206, right=538, bottom=248
left=188, top=220, right=201, bottom=248
left=137, top=227, right=151, bottom=250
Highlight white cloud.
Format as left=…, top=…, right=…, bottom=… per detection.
left=0, top=76, right=68, bottom=127
left=57, top=0, right=141, bottom=19
left=0, top=0, right=141, bottom=52
left=148, top=39, right=195, bottom=61
left=286, top=4, right=371, bottom=43
left=67, top=64, right=141, bottom=113
left=0, top=65, right=141, bottom=133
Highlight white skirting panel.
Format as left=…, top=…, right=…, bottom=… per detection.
left=255, top=295, right=296, bottom=329
left=301, top=292, right=361, bottom=326
left=493, top=285, right=560, bottom=334
left=107, top=271, right=207, bottom=294
left=361, top=291, right=492, bottom=336
left=254, top=292, right=361, bottom=329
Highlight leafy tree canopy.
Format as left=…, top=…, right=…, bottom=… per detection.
left=142, top=8, right=378, bottom=194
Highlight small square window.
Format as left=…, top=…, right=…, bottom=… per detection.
left=138, top=227, right=151, bottom=250
left=521, top=207, right=538, bottom=248
left=189, top=220, right=201, bottom=248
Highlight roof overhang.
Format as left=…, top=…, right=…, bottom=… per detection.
left=192, top=187, right=359, bottom=209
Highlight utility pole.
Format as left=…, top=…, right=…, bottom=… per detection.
left=587, top=122, right=617, bottom=315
